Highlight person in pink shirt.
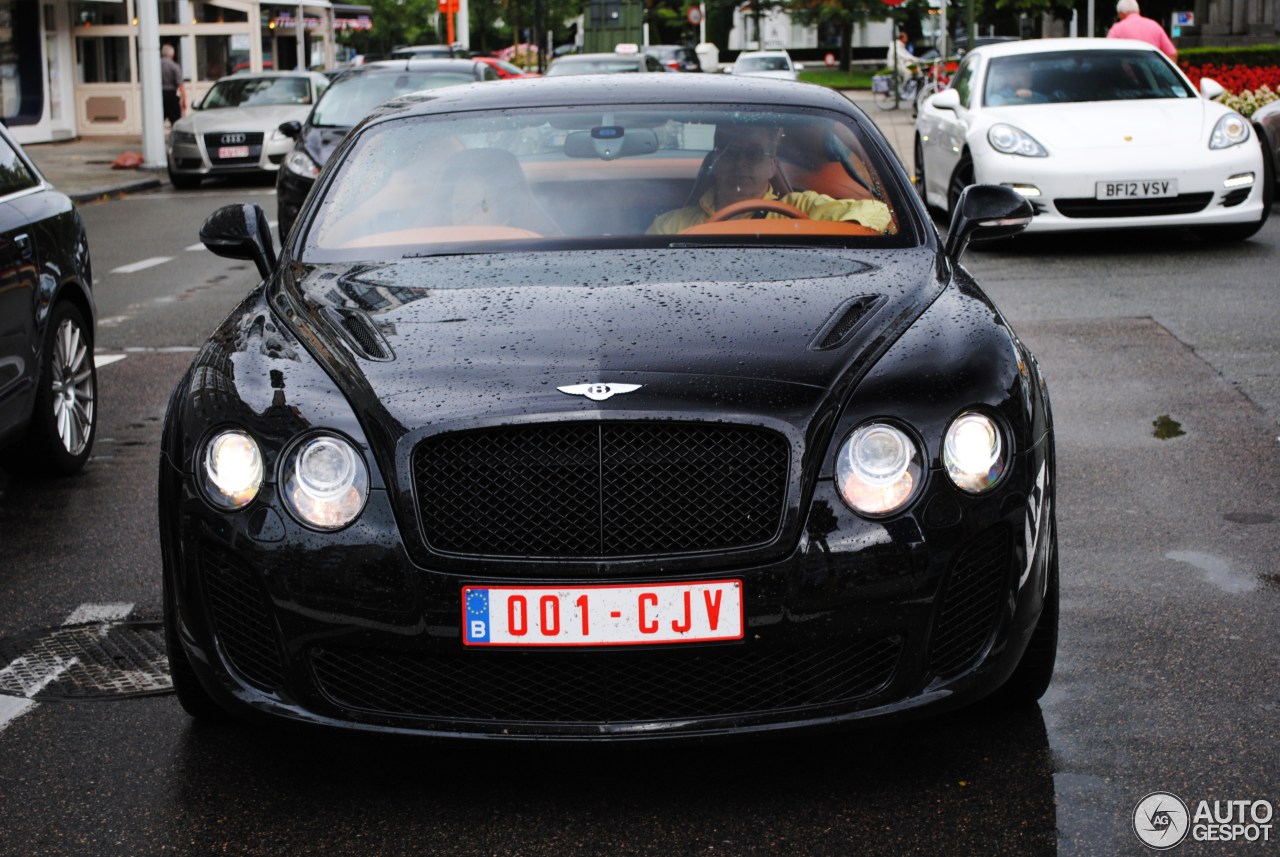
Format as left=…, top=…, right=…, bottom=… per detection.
left=1107, top=0, right=1178, bottom=59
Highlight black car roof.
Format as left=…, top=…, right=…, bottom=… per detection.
left=361, top=74, right=860, bottom=124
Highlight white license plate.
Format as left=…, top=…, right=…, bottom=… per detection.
left=217, top=145, right=250, bottom=159
left=1095, top=179, right=1177, bottom=200
left=462, top=580, right=744, bottom=647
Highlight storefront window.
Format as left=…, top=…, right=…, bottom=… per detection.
left=197, top=1, right=248, bottom=24
left=197, top=34, right=234, bottom=79
left=76, top=36, right=131, bottom=83
left=3, top=0, right=45, bottom=124
left=71, top=0, right=129, bottom=27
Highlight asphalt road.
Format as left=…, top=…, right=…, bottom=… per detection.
left=0, top=180, right=1277, bottom=856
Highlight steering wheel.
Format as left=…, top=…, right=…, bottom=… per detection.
left=706, top=199, right=811, bottom=223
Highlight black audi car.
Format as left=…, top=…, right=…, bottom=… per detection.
left=274, top=58, right=499, bottom=237
left=162, top=75, right=1057, bottom=740
left=0, top=125, right=96, bottom=477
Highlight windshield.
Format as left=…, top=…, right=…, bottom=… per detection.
left=547, top=59, right=640, bottom=76
left=310, top=70, right=476, bottom=127
left=983, top=50, right=1195, bottom=106
left=201, top=76, right=312, bottom=109
left=302, top=103, right=907, bottom=261
left=737, top=56, right=791, bottom=72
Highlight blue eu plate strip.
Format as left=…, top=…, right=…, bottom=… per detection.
left=465, top=589, right=491, bottom=643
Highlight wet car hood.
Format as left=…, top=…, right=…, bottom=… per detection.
left=177, top=103, right=314, bottom=134
left=276, top=247, right=942, bottom=428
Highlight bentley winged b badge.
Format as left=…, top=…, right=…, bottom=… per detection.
left=557, top=383, right=643, bottom=402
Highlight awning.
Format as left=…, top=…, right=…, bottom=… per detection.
left=333, top=3, right=372, bottom=30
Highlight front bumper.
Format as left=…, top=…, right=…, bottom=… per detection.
left=979, top=143, right=1265, bottom=232
left=168, top=132, right=293, bottom=177
left=163, top=450, right=1055, bottom=741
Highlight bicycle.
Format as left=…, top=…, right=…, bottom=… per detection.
left=874, top=71, right=918, bottom=111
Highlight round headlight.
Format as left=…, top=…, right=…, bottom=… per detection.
left=1210, top=113, right=1250, bottom=150
left=835, top=423, right=923, bottom=516
left=202, top=430, right=264, bottom=510
left=281, top=433, right=369, bottom=530
left=943, top=412, right=1007, bottom=493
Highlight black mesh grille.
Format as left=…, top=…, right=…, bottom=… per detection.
left=203, top=132, right=264, bottom=164
left=928, top=527, right=1012, bottom=678
left=202, top=547, right=285, bottom=691
left=310, top=636, right=902, bottom=723
left=1054, top=193, right=1212, bottom=218
left=1221, top=188, right=1251, bottom=208
left=414, top=423, right=790, bottom=558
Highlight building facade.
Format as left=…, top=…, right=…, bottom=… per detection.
left=2, top=0, right=369, bottom=143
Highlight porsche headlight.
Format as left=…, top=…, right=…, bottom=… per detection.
left=202, top=430, right=264, bottom=510
left=835, top=423, right=923, bottom=516
left=1210, top=113, right=1250, bottom=150
left=285, top=149, right=320, bottom=178
left=281, top=433, right=369, bottom=530
left=943, top=412, right=1007, bottom=493
left=987, top=124, right=1048, bottom=157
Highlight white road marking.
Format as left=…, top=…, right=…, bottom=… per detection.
left=63, top=602, right=134, bottom=625
left=185, top=242, right=206, bottom=252
left=95, top=354, right=127, bottom=368
left=110, top=257, right=173, bottom=274
left=0, top=602, right=135, bottom=735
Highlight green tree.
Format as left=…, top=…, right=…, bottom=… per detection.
left=789, top=0, right=884, bottom=71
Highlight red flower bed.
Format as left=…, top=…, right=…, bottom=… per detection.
left=1179, top=62, right=1280, bottom=93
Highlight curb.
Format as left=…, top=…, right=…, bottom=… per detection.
left=68, top=176, right=164, bottom=204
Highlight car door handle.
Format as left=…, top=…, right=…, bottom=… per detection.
left=13, top=233, right=32, bottom=259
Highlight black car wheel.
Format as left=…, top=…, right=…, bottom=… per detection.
left=168, top=167, right=203, bottom=190
left=1, top=302, right=97, bottom=476
left=947, top=152, right=974, bottom=216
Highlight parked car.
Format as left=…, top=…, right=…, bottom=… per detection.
left=644, top=44, right=702, bottom=72
left=729, top=50, right=799, bottom=81
left=164, top=74, right=1058, bottom=740
left=475, top=56, right=540, bottom=79
left=275, top=59, right=498, bottom=237
left=0, top=124, right=95, bottom=476
left=1249, top=96, right=1280, bottom=193
left=167, top=71, right=330, bottom=189
left=915, top=38, right=1272, bottom=240
left=545, top=52, right=669, bottom=76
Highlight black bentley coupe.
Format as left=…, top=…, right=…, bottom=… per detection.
left=161, top=75, right=1057, bottom=740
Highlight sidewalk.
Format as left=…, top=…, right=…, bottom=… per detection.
left=22, top=136, right=161, bottom=203
left=18, top=91, right=915, bottom=204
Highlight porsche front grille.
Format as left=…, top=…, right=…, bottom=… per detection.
left=413, top=422, right=789, bottom=559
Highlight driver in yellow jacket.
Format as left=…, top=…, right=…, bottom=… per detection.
left=647, top=123, right=892, bottom=235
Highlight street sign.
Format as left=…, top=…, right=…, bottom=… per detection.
left=687, top=6, right=703, bottom=25
left=1174, top=10, right=1194, bottom=25
left=824, top=52, right=836, bottom=67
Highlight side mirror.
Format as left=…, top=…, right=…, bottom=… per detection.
left=278, top=120, right=302, bottom=138
left=944, top=184, right=1033, bottom=259
left=199, top=203, right=277, bottom=279
left=929, top=88, right=961, bottom=111
left=1199, top=77, right=1226, bottom=100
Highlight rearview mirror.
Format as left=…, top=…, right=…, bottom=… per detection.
left=564, top=128, right=659, bottom=160
left=278, top=120, right=302, bottom=138
left=199, top=203, right=277, bottom=279
left=928, top=88, right=961, bottom=111
left=944, top=184, right=1033, bottom=259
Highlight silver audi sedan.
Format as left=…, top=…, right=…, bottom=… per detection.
left=167, top=71, right=330, bottom=189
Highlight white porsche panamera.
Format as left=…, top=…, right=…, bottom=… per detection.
left=915, top=38, right=1273, bottom=240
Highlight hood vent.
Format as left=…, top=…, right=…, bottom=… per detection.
left=810, top=295, right=885, bottom=351
left=329, top=308, right=392, bottom=360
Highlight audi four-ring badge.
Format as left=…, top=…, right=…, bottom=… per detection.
left=161, top=74, right=1058, bottom=740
